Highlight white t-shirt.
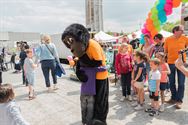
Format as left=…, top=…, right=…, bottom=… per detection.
left=149, top=70, right=161, bottom=92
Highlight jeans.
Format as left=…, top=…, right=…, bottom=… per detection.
left=169, top=64, right=185, bottom=102
left=41, top=60, right=57, bottom=87
left=80, top=95, right=94, bottom=125
left=121, top=72, right=131, bottom=97
left=21, top=65, right=28, bottom=85
left=0, top=72, right=2, bottom=85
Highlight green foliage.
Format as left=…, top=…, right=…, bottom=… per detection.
left=106, top=30, right=113, bottom=35
left=162, top=20, right=180, bottom=32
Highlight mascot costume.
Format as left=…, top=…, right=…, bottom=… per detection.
left=62, top=24, right=109, bottom=125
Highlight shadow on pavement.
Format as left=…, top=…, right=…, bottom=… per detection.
left=15, top=90, right=48, bottom=102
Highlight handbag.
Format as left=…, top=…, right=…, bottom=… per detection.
left=45, top=44, right=66, bottom=77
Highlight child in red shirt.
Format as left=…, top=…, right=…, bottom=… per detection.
left=115, top=43, right=133, bottom=102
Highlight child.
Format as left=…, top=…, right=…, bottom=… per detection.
left=24, top=49, right=37, bottom=100
left=145, top=58, right=161, bottom=116
left=115, top=43, right=133, bottom=102
left=0, top=84, right=30, bottom=125
left=156, top=52, right=171, bottom=112
left=131, top=51, right=147, bottom=110
left=80, top=66, right=106, bottom=125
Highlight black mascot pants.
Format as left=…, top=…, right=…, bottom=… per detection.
left=94, top=78, right=109, bottom=123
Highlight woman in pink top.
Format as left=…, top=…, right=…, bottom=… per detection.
left=156, top=52, right=171, bottom=112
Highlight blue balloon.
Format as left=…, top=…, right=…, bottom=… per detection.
left=157, top=3, right=165, bottom=10
left=158, top=10, right=167, bottom=24
left=140, top=34, right=145, bottom=44
left=159, top=0, right=166, bottom=5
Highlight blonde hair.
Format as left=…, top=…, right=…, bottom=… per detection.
left=150, top=58, right=160, bottom=65
left=119, top=43, right=128, bottom=53
left=42, top=35, right=51, bottom=44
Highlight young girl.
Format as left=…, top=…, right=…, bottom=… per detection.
left=131, top=51, right=147, bottom=110
left=115, top=43, right=133, bottom=102
left=24, top=49, right=37, bottom=100
left=0, top=84, right=30, bottom=125
left=145, top=58, right=161, bottom=116
left=156, top=52, right=171, bottom=112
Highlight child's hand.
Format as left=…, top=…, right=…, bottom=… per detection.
left=155, top=91, right=159, bottom=96
left=117, top=75, right=121, bottom=79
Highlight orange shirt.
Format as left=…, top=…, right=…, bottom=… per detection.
left=86, top=39, right=108, bottom=80
left=164, top=35, right=188, bottom=64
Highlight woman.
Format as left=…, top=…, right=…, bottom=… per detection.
left=35, top=35, right=59, bottom=92
left=141, top=34, right=154, bottom=58
left=141, top=34, right=154, bottom=81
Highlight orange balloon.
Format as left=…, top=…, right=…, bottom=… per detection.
left=173, top=0, right=181, bottom=8
left=151, top=28, right=158, bottom=38
left=146, top=18, right=153, bottom=25
left=148, top=12, right=152, bottom=18
left=146, top=23, right=154, bottom=31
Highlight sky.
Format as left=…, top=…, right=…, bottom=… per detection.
left=0, top=0, right=181, bottom=34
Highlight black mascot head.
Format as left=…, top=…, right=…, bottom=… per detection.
left=61, top=23, right=90, bottom=57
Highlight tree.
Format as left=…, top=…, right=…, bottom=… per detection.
left=162, top=20, right=180, bottom=32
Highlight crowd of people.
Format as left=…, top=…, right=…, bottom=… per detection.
left=0, top=24, right=188, bottom=125
left=115, top=25, right=188, bottom=118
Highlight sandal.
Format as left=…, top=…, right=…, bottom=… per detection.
left=145, top=108, right=153, bottom=113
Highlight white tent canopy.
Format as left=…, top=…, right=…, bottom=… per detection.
left=94, top=31, right=119, bottom=42
left=128, top=30, right=173, bottom=39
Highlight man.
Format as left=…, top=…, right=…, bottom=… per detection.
left=62, top=24, right=109, bottom=125
left=152, top=33, right=164, bottom=57
left=129, top=33, right=140, bottom=50
left=164, top=25, right=188, bottom=109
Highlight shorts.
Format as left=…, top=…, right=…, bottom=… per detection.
left=160, top=83, right=167, bottom=91
left=149, top=92, right=159, bottom=101
left=134, top=81, right=144, bottom=89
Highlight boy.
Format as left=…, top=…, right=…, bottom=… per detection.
left=145, top=58, right=161, bottom=116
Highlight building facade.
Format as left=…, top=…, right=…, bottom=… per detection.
left=85, top=0, right=103, bottom=32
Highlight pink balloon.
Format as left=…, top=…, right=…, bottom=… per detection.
left=166, top=0, right=172, bottom=4
left=164, top=4, right=173, bottom=15
left=144, top=23, right=147, bottom=28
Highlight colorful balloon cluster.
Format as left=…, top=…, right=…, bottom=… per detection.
left=140, top=0, right=188, bottom=44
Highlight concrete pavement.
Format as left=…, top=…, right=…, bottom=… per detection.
left=3, top=64, right=188, bottom=125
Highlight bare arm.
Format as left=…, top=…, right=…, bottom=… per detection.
left=155, top=79, right=160, bottom=96
left=134, top=68, right=143, bottom=81
left=162, top=63, right=171, bottom=74
left=175, top=55, right=188, bottom=77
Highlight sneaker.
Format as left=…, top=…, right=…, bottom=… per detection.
left=128, top=95, right=132, bottom=101
left=149, top=110, right=159, bottom=116
left=47, top=87, right=53, bottom=93
left=134, top=104, right=144, bottom=110
left=175, top=102, right=182, bottom=109
left=131, top=102, right=138, bottom=107
left=165, top=99, right=176, bottom=104
left=120, top=97, right=126, bottom=102
left=133, top=96, right=137, bottom=101
left=145, top=108, right=153, bottom=113
left=53, top=84, right=59, bottom=90
left=159, top=104, right=165, bottom=112
left=164, top=90, right=171, bottom=97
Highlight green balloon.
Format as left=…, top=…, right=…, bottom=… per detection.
left=154, top=20, right=160, bottom=27
left=182, top=0, right=188, bottom=3
left=156, top=25, right=161, bottom=32
left=151, top=14, right=158, bottom=21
